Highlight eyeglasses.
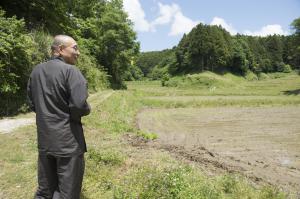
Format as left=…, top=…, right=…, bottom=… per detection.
left=59, top=44, right=79, bottom=51
left=71, top=45, right=79, bottom=51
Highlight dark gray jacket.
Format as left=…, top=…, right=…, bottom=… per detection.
left=27, top=57, right=90, bottom=157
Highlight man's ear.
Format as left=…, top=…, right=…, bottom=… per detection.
left=56, top=45, right=64, bottom=56
left=58, top=45, right=63, bottom=52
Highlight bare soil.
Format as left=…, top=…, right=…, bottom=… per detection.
left=136, top=107, right=300, bottom=194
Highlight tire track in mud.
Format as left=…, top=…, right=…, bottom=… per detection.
left=126, top=134, right=265, bottom=185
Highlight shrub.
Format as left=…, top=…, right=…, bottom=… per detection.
left=276, top=62, right=292, bottom=73
left=76, top=48, right=109, bottom=92
left=148, top=65, right=169, bottom=80
left=0, top=9, right=37, bottom=115
left=245, top=71, right=258, bottom=81
left=161, top=74, right=170, bottom=86
left=137, top=131, right=158, bottom=140
left=29, top=29, right=53, bottom=64
left=258, top=72, right=270, bottom=80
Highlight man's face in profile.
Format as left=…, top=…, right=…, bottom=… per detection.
left=59, top=39, right=80, bottom=65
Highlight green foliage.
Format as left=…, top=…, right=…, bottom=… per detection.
left=0, top=0, right=72, bottom=34
left=175, top=24, right=233, bottom=74
left=122, top=63, right=144, bottom=81
left=0, top=10, right=32, bottom=93
left=291, top=17, right=300, bottom=36
left=0, top=9, right=37, bottom=115
left=136, top=49, right=175, bottom=77
left=1, top=0, right=139, bottom=90
left=163, top=72, right=236, bottom=89
left=150, top=49, right=176, bottom=80
left=29, top=29, right=53, bottom=63
left=87, top=147, right=125, bottom=166
left=0, top=10, right=108, bottom=116
left=137, top=131, right=158, bottom=140
left=144, top=18, right=300, bottom=78
left=258, top=72, right=270, bottom=80
left=0, top=0, right=140, bottom=115
left=76, top=39, right=109, bottom=92
left=217, top=175, right=239, bottom=194
left=69, top=0, right=139, bottom=89
left=114, top=165, right=193, bottom=199
left=161, top=73, right=170, bottom=86
left=149, top=65, right=169, bottom=80
left=258, top=186, right=286, bottom=199
left=277, top=63, right=292, bottom=73
left=245, top=71, right=259, bottom=81
left=230, top=35, right=254, bottom=75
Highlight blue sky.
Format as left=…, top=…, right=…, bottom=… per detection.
left=123, top=0, right=300, bottom=52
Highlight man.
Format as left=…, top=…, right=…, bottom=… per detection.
left=27, top=35, right=91, bottom=199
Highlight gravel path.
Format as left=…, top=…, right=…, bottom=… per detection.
left=0, top=118, right=35, bottom=134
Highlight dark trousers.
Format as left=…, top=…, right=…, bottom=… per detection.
left=35, top=153, right=85, bottom=199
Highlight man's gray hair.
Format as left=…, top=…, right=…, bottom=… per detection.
left=51, top=35, right=75, bottom=52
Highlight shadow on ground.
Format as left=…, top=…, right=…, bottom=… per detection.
left=282, top=89, right=300, bottom=95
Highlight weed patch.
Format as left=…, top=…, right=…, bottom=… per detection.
left=87, top=147, right=125, bottom=166
left=137, top=130, right=158, bottom=140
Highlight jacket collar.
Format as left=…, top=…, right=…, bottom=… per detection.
left=51, top=56, right=66, bottom=63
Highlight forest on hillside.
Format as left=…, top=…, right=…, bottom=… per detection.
left=138, top=19, right=300, bottom=80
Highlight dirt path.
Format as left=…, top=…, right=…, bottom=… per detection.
left=0, top=90, right=114, bottom=134
left=0, top=118, right=35, bottom=134
left=136, top=107, right=300, bottom=195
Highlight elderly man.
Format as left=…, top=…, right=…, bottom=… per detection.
left=27, top=35, right=90, bottom=199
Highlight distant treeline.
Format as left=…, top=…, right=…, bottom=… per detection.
left=0, top=0, right=140, bottom=115
left=138, top=18, right=300, bottom=79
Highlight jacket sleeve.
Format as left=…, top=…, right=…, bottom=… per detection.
left=26, top=76, right=35, bottom=112
left=67, top=67, right=91, bottom=122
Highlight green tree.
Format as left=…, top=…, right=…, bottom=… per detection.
left=175, top=23, right=233, bottom=74
left=69, top=0, right=139, bottom=89
left=264, top=35, right=284, bottom=72
left=290, top=17, right=300, bottom=70
left=1, top=0, right=139, bottom=89
left=291, top=17, right=300, bottom=36
left=137, top=48, right=175, bottom=77
left=0, top=0, right=72, bottom=34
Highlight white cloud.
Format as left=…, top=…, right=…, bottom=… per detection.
left=123, top=0, right=290, bottom=39
left=149, top=2, right=198, bottom=36
left=123, top=0, right=151, bottom=32
left=169, top=12, right=199, bottom=36
left=210, top=17, right=237, bottom=35
left=151, top=3, right=180, bottom=27
left=123, top=1, right=201, bottom=36
left=243, top=24, right=289, bottom=36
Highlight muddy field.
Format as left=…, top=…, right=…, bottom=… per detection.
left=136, top=106, right=300, bottom=194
